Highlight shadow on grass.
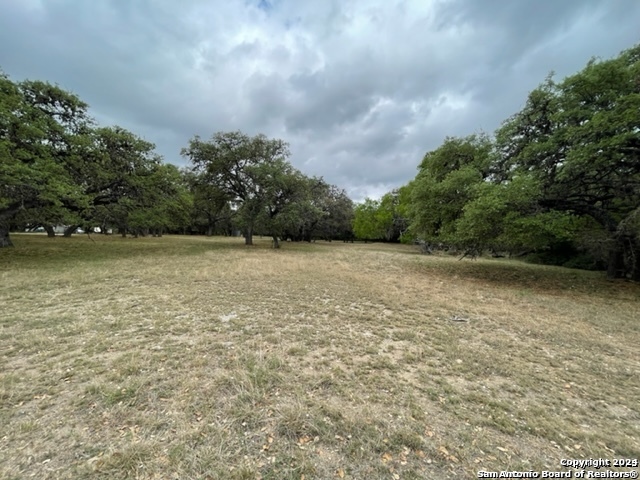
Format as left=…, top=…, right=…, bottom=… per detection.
left=406, top=254, right=640, bottom=299
left=0, top=234, right=254, bottom=270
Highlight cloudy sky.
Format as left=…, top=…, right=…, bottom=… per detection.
left=1, top=0, right=639, bottom=201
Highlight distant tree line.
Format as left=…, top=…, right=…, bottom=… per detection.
left=182, top=132, right=354, bottom=247
left=0, top=73, right=354, bottom=248
left=353, top=45, right=640, bottom=279
left=3, top=44, right=639, bottom=277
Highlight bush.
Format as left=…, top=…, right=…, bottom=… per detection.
left=524, top=242, right=604, bottom=271
left=562, top=254, right=605, bottom=271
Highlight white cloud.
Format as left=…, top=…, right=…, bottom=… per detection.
left=0, top=0, right=639, bottom=201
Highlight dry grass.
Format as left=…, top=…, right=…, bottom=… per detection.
left=1, top=234, right=639, bottom=479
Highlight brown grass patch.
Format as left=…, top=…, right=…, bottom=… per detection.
left=1, top=234, right=639, bottom=479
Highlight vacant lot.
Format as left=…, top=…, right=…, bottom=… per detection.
left=1, top=234, right=639, bottom=479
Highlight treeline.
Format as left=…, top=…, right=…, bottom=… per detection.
left=353, top=45, right=640, bottom=279
left=0, top=73, right=354, bottom=248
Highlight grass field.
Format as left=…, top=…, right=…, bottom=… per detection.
left=1, top=234, right=639, bottom=479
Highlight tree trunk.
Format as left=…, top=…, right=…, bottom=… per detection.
left=272, top=236, right=280, bottom=249
left=627, top=239, right=640, bottom=281
left=44, top=225, right=56, bottom=237
left=631, top=261, right=640, bottom=282
left=0, top=201, right=38, bottom=247
left=244, top=225, right=253, bottom=245
left=606, top=245, right=625, bottom=279
left=64, top=225, right=79, bottom=237
left=206, top=225, right=214, bottom=237
left=0, top=223, right=13, bottom=248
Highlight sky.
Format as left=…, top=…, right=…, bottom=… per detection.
left=1, top=0, right=639, bottom=201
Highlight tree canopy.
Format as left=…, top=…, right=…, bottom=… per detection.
left=3, top=42, right=639, bottom=276
left=181, top=131, right=354, bottom=247
left=385, top=44, right=640, bottom=278
left=0, top=71, right=354, bottom=247
left=0, top=73, right=91, bottom=246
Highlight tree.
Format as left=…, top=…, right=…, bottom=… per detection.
left=353, top=198, right=385, bottom=241
left=254, top=161, right=309, bottom=248
left=395, top=182, right=414, bottom=243
left=126, top=163, right=193, bottom=236
left=453, top=175, right=581, bottom=257
left=408, top=134, right=585, bottom=259
left=315, top=183, right=355, bottom=241
left=495, top=45, right=640, bottom=278
left=280, top=178, right=354, bottom=242
left=280, top=176, right=326, bottom=242
left=352, top=190, right=409, bottom=243
left=55, top=125, right=165, bottom=237
left=1, top=73, right=92, bottom=247
left=182, top=131, right=291, bottom=245
left=185, top=169, right=233, bottom=236
left=376, top=188, right=411, bottom=242
left=408, top=134, right=492, bottom=250
left=0, top=74, right=171, bottom=245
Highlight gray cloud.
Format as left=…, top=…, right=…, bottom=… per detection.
left=1, top=0, right=639, bottom=200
